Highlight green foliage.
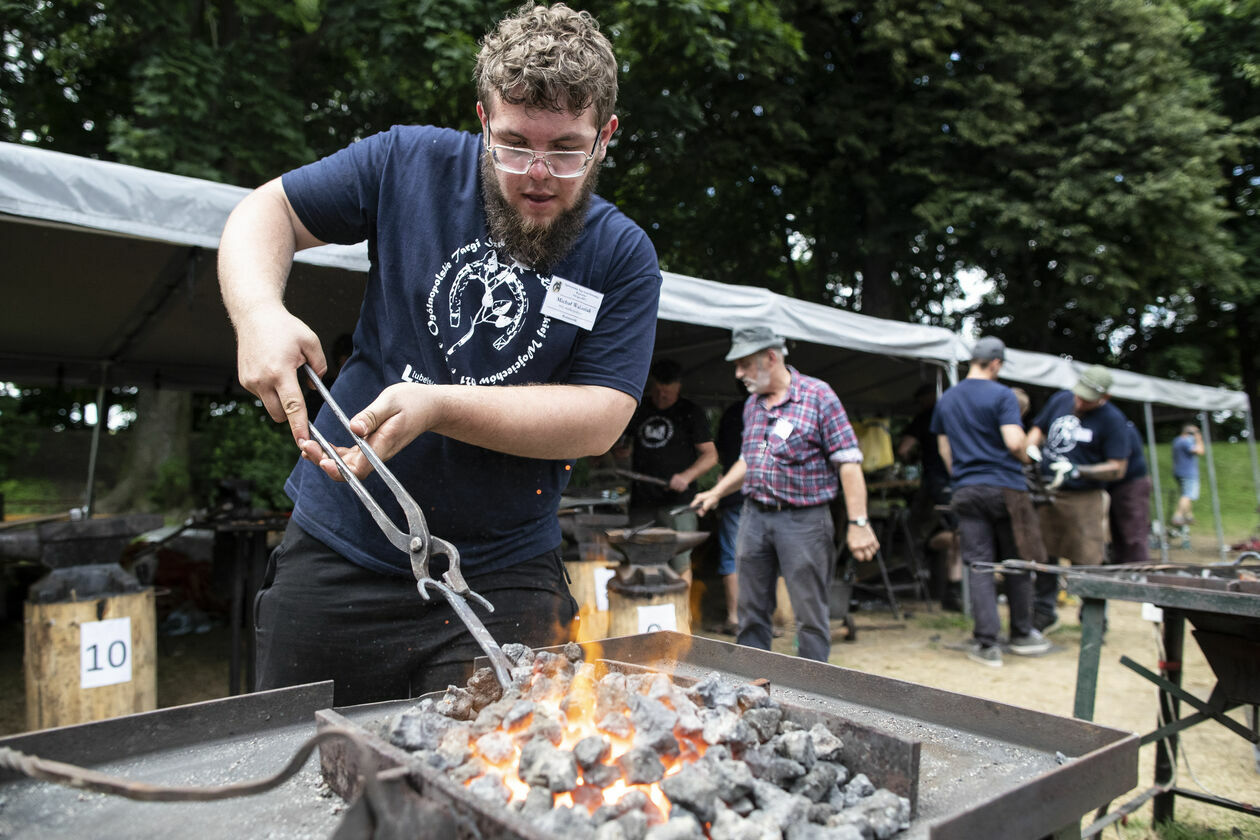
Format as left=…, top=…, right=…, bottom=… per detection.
left=148, top=456, right=192, bottom=510
left=197, top=400, right=297, bottom=511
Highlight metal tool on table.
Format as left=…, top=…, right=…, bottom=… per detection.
left=300, top=365, right=512, bottom=689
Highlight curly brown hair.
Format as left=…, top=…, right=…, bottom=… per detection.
left=475, top=2, right=618, bottom=127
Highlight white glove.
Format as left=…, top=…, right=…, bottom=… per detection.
left=1047, top=460, right=1078, bottom=490
left=1025, top=444, right=1042, bottom=464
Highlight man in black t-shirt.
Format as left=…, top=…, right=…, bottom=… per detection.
left=622, top=359, right=717, bottom=583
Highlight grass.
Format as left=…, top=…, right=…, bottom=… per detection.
left=1149, top=441, right=1260, bottom=544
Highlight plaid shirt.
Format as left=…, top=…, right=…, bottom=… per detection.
left=740, top=367, right=862, bottom=508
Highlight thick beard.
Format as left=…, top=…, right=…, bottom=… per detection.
left=481, top=153, right=598, bottom=273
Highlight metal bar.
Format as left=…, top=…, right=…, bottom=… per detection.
left=1144, top=402, right=1169, bottom=562
left=1074, top=598, right=1107, bottom=721
left=1199, top=411, right=1227, bottom=560
left=1153, top=612, right=1185, bottom=824
left=1246, top=410, right=1260, bottom=512
left=1167, top=786, right=1260, bottom=817
left=1082, top=783, right=1168, bottom=837
left=1119, top=660, right=1257, bottom=744
left=83, top=364, right=108, bottom=518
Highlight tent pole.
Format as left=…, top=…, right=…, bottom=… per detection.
left=1144, top=403, right=1168, bottom=563
left=1198, top=411, right=1226, bottom=560
left=84, top=363, right=108, bottom=519
left=1246, top=410, right=1260, bottom=513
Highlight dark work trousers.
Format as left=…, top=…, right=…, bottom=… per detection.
left=1108, top=476, right=1152, bottom=565
left=951, top=484, right=1036, bottom=646
left=735, top=501, right=836, bottom=662
left=254, top=521, right=577, bottom=706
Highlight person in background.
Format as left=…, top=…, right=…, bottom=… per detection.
left=693, top=327, right=879, bottom=662
left=713, top=398, right=746, bottom=634
left=896, top=382, right=960, bottom=611
left=1171, top=424, right=1205, bottom=527
left=1107, top=421, right=1152, bottom=565
left=619, top=358, right=717, bottom=585
left=1025, top=366, right=1129, bottom=633
left=217, top=3, right=660, bottom=705
left=931, top=337, right=1049, bottom=667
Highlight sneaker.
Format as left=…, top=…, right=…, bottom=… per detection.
left=1009, top=629, right=1051, bottom=656
left=967, top=643, right=1003, bottom=667
left=1033, top=612, right=1062, bottom=635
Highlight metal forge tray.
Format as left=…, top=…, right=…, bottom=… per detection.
left=320, top=632, right=1139, bottom=840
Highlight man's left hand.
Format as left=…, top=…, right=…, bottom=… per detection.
left=300, top=382, right=440, bottom=481
left=847, top=523, right=879, bottom=562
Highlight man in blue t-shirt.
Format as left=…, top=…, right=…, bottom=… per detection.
left=218, top=4, right=661, bottom=704
left=1026, top=365, right=1130, bottom=631
left=931, top=337, right=1049, bottom=667
left=1171, top=424, right=1205, bottom=526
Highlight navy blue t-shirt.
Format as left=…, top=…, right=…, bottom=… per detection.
left=280, top=125, right=662, bottom=576
left=929, top=378, right=1025, bottom=491
left=1032, top=390, right=1130, bottom=491
left=1111, top=421, right=1148, bottom=485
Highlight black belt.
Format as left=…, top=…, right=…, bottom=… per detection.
left=749, top=497, right=817, bottom=513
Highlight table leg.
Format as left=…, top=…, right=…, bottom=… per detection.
left=1073, top=597, right=1106, bottom=720
left=1153, top=611, right=1185, bottom=824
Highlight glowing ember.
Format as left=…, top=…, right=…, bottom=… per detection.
left=386, top=642, right=911, bottom=838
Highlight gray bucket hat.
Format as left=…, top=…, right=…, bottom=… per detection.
left=725, top=326, right=786, bottom=361
left=1073, top=365, right=1113, bottom=401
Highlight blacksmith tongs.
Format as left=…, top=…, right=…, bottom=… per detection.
left=299, top=364, right=513, bottom=689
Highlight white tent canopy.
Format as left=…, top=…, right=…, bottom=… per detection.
left=3, top=141, right=1254, bottom=553
left=1000, top=348, right=1250, bottom=414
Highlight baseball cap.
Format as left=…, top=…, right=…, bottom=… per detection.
left=970, top=336, right=1006, bottom=363
left=725, top=327, right=786, bottom=361
left=1073, top=365, right=1113, bottom=401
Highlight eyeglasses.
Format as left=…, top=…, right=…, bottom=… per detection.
left=483, top=119, right=600, bottom=178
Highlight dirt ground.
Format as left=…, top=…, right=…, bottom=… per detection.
left=1, top=534, right=1257, bottom=838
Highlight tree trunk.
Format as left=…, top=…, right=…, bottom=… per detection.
left=97, top=389, right=192, bottom=514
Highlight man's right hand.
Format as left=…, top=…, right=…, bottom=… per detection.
left=234, top=305, right=327, bottom=445
left=691, top=490, right=719, bottom=515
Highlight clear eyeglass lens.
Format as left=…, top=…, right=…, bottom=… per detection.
left=493, top=147, right=587, bottom=177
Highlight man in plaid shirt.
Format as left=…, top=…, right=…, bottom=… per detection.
left=694, top=327, right=879, bottom=661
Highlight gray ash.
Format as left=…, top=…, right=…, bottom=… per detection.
left=385, top=647, right=910, bottom=839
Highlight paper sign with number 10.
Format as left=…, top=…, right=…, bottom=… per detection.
left=80, top=617, right=132, bottom=689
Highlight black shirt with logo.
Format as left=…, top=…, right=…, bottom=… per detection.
left=629, top=397, right=713, bottom=508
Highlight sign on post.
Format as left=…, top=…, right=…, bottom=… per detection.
left=80, top=617, right=133, bottom=689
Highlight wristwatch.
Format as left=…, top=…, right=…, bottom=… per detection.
left=848, top=517, right=869, bottom=528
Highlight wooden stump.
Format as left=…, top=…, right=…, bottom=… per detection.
left=606, top=585, right=691, bottom=638
left=564, top=559, right=617, bottom=642
left=24, top=588, right=157, bottom=731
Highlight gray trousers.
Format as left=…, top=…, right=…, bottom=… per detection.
left=735, top=501, right=836, bottom=662
left=951, top=484, right=1035, bottom=646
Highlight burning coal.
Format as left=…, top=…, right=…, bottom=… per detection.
left=384, top=642, right=910, bottom=839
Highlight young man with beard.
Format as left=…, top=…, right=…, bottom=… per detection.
left=218, top=3, right=661, bottom=704
left=691, top=327, right=879, bottom=662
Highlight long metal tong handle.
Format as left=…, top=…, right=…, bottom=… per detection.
left=299, top=365, right=512, bottom=687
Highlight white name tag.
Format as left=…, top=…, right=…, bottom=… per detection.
left=541, top=278, right=603, bottom=331
left=1074, top=427, right=1094, bottom=443
left=772, top=418, right=794, bottom=440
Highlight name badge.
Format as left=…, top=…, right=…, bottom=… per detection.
left=1074, top=427, right=1094, bottom=443
left=541, top=278, right=603, bottom=331
left=772, top=418, right=794, bottom=440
